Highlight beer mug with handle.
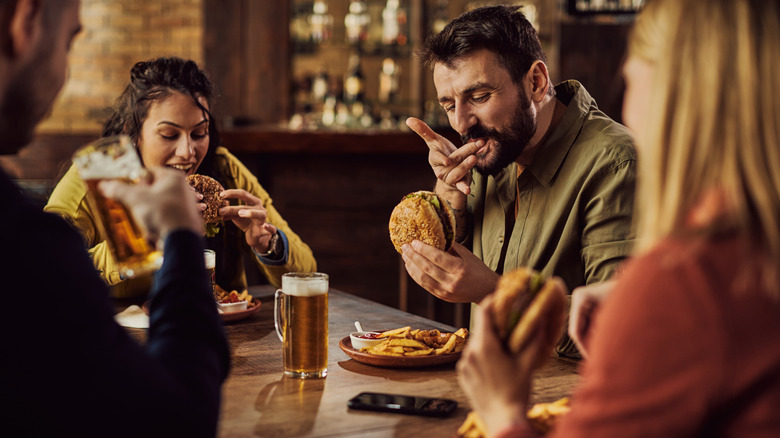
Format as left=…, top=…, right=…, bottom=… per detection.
left=72, top=135, right=162, bottom=278
left=274, top=272, right=329, bottom=379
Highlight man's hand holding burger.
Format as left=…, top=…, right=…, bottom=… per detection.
left=402, top=241, right=500, bottom=304
left=389, top=190, right=498, bottom=303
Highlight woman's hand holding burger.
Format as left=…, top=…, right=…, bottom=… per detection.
left=458, top=294, right=544, bottom=436
left=187, top=174, right=278, bottom=255
left=457, top=267, right=568, bottom=436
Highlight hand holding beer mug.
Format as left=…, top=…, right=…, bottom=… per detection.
left=274, top=273, right=329, bottom=379
left=72, top=135, right=162, bottom=278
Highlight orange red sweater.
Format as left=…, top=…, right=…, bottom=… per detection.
left=500, top=233, right=780, bottom=437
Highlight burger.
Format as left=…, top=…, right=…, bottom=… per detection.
left=186, top=174, right=228, bottom=237
left=388, top=191, right=456, bottom=253
left=457, top=268, right=568, bottom=438
left=491, top=267, right=567, bottom=361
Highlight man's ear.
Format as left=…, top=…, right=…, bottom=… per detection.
left=6, top=0, right=43, bottom=59
left=527, top=60, right=551, bottom=103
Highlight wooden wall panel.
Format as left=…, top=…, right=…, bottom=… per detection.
left=203, top=0, right=244, bottom=124
left=204, top=0, right=291, bottom=126
left=559, top=21, right=631, bottom=123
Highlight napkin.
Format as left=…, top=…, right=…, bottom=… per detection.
left=114, top=305, right=150, bottom=329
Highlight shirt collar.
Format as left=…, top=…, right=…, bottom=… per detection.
left=526, top=80, right=594, bottom=187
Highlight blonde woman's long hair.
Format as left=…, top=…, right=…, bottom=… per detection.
left=628, top=0, right=780, bottom=295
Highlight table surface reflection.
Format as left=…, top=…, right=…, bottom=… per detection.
left=117, top=286, right=580, bottom=437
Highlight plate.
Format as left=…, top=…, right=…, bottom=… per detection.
left=142, top=298, right=261, bottom=323
left=338, top=336, right=462, bottom=368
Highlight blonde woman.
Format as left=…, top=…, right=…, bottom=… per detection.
left=457, top=0, right=780, bottom=436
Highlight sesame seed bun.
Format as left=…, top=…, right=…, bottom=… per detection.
left=492, top=267, right=567, bottom=363
left=388, top=191, right=456, bottom=253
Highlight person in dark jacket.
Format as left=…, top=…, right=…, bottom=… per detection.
left=0, top=1, right=230, bottom=436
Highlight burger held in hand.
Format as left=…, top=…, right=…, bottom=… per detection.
left=388, top=190, right=456, bottom=253
left=457, top=267, right=569, bottom=438
left=186, top=174, right=228, bottom=237
left=491, top=267, right=568, bottom=362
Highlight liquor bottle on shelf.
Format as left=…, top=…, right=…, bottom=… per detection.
left=290, top=4, right=312, bottom=45
left=345, top=1, right=370, bottom=45
left=311, top=66, right=329, bottom=103
left=343, top=53, right=365, bottom=108
left=382, top=0, right=408, bottom=46
left=310, top=0, right=333, bottom=43
left=322, top=96, right=337, bottom=127
left=378, top=58, right=399, bottom=104
left=432, top=0, right=449, bottom=34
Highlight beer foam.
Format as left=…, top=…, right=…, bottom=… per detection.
left=74, top=147, right=142, bottom=180
left=282, top=274, right=328, bottom=297
left=204, top=250, right=216, bottom=269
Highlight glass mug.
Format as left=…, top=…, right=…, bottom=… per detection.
left=274, top=272, right=329, bottom=379
left=204, top=250, right=216, bottom=294
left=72, top=135, right=162, bottom=278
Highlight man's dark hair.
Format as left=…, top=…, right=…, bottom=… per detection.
left=419, top=5, right=548, bottom=89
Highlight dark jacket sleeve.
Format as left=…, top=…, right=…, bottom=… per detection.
left=1, top=176, right=230, bottom=438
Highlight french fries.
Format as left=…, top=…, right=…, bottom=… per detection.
left=527, top=397, right=571, bottom=433
left=214, top=285, right=256, bottom=308
left=457, top=398, right=571, bottom=438
left=457, top=411, right=487, bottom=438
left=360, top=326, right=469, bottom=357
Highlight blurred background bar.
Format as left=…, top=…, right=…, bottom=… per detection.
left=0, top=0, right=643, bottom=327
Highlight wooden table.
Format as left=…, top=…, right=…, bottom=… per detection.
left=119, top=286, right=580, bottom=437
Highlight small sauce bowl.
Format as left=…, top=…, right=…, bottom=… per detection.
left=217, top=300, right=248, bottom=313
left=350, top=331, right=385, bottom=350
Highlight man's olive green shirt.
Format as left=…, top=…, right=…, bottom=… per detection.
left=467, top=81, right=636, bottom=356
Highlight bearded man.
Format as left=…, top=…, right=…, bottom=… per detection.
left=402, top=5, right=636, bottom=357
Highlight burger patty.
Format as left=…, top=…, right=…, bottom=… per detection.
left=435, top=200, right=454, bottom=244
left=186, top=174, right=227, bottom=223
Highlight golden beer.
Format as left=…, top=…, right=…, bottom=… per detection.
left=204, top=250, right=216, bottom=294
left=73, top=136, right=162, bottom=278
left=275, top=273, right=329, bottom=379
left=84, top=179, right=162, bottom=277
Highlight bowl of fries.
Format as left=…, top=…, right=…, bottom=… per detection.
left=340, top=326, right=469, bottom=368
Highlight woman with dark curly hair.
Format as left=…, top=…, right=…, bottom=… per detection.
left=46, top=57, right=316, bottom=298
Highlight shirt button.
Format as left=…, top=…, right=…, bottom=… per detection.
left=498, top=236, right=504, bottom=244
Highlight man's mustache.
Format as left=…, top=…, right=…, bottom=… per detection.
left=461, top=124, right=500, bottom=145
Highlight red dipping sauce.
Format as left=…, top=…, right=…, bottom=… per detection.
left=356, top=332, right=382, bottom=339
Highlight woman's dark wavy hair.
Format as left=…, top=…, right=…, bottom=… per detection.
left=419, top=5, right=552, bottom=94
left=101, top=57, right=223, bottom=180
left=103, top=57, right=248, bottom=286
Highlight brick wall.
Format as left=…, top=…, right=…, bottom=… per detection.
left=37, top=0, right=204, bottom=134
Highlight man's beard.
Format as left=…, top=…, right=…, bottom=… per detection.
left=460, top=91, right=536, bottom=176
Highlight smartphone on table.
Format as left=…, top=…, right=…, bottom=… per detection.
left=347, top=392, right=458, bottom=417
